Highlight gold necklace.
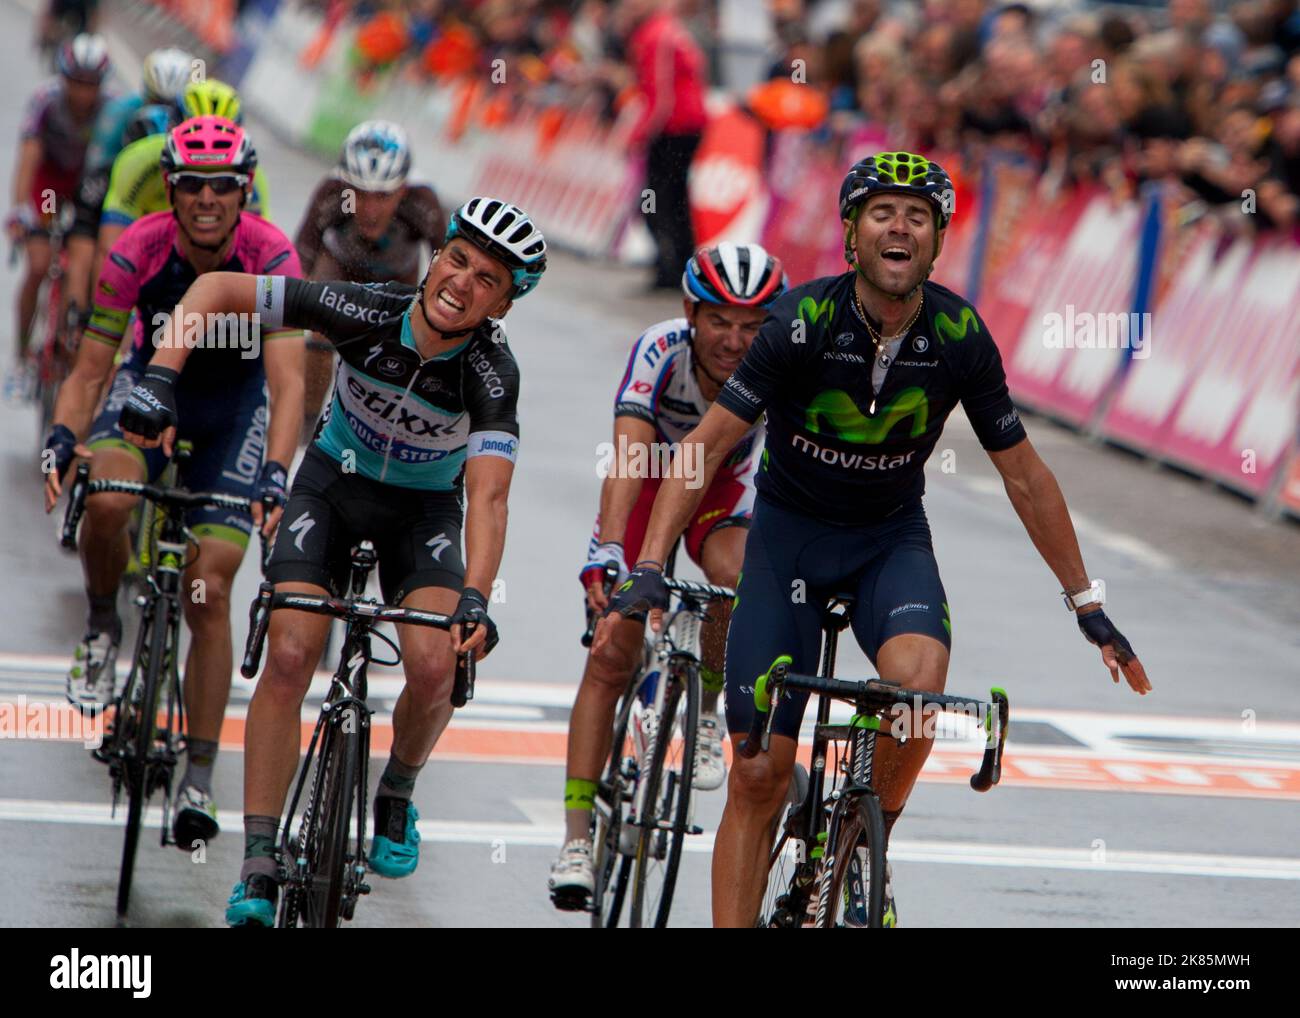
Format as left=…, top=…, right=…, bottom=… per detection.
left=852, top=287, right=924, bottom=414
left=854, top=286, right=924, bottom=346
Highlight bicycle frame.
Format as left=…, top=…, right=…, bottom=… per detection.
left=240, top=550, right=475, bottom=928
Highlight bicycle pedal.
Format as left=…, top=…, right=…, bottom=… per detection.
left=357, top=882, right=371, bottom=896
left=687, top=825, right=703, bottom=835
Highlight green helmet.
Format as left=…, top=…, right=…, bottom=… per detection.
left=181, top=79, right=242, bottom=124
left=839, top=151, right=953, bottom=230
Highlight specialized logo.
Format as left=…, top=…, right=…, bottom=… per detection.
left=364, top=342, right=384, bottom=368
left=426, top=532, right=452, bottom=561
left=288, top=511, right=315, bottom=552
left=934, top=306, right=979, bottom=344
left=805, top=387, right=929, bottom=444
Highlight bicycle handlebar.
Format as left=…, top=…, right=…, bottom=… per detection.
left=60, top=462, right=252, bottom=550
left=240, top=582, right=476, bottom=704
left=580, top=570, right=734, bottom=647
left=737, top=659, right=1010, bottom=793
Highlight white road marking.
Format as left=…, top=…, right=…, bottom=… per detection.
left=0, top=797, right=1295, bottom=880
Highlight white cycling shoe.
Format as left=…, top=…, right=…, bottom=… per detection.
left=66, top=631, right=120, bottom=712
left=548, top=838, right=594, bottom=912
left=693, top=714, right=727, bottom=790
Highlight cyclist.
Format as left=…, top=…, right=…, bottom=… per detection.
left=95, top=79, right=272, bottom=264
left=294, top=120, right=446, bottom=442
left=62, top=48, right=193, bottom=321
left=110, top=196, right=546, bottom=927
left=42, top=116, right=305, bottom=850
left=610, top=151, right=1153, bottom=927
left=548, top=242, right=788, bottom=911
left=7, top=34, right=109, bottom=396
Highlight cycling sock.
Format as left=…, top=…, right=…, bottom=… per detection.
left=240, top=815, right=279, bottom=881
left=87, top=594, right=121, bottom=640
left=182, top=738, right=219, bottom=793
left=564, top=777, right=597, bottom=811
left=378, top=753, right=423, bottom=800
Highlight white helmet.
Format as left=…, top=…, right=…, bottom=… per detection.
left=337, top=120, right=411, bottom=193
left=142, top=48, right=194, bottom=104
left=445, top=197, right=547, bottom=297
left=57, top=34, right=110, bottom=84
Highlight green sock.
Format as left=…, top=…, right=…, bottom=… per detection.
left=564, top=777, right=597, bottom=812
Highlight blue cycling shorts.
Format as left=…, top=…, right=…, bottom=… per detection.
left=724, top=494, right=951, bottom=741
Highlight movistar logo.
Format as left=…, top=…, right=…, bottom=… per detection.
left=797, top=296, right=835, bottom=327
left=935, top=306, right=979, bottom=344
left=805, top=387, right=929, bottom=443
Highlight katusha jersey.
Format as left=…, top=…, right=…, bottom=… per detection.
left=716, top=274, right=1027, bottom=525
left=614, top=316, right=761, bottom=467
left=84, top=210, right=302, bottom=387
left=101, top=132, right=271, bottom=227
left=255, top=277, right=521, bottom=491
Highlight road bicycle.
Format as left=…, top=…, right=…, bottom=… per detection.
left=61, top=449, right=254, bottom=921
left=587, top=573, right=734, bottom=928
left=241, top=543, right=476, bottom=928
left=739, top=593, right=1009, bottom=928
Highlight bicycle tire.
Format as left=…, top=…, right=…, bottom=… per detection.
left=630, top=664, right=699, bottom=928
left=303, top=708, right=358, bottom=928
left=116, top=596, right=170, bottom=919
left=591, top=675, right=639, bottom=928
left=816, top=793, right=886, bottom=929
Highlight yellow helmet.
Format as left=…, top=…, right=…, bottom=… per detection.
left=181, top=79, right=242, bottom=123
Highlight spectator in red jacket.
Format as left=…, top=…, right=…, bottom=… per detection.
left=621, top=0, right=708, bottom=290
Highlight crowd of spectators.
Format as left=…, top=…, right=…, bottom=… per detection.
left=299, top=0, right=1300, bottom=234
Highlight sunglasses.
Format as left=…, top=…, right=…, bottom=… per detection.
left=169, top=172, right=249, bottom=196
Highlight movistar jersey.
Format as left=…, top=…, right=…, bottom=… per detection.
left=256, top=277, right=521, bottom=491
left=716, top=273, right=1027, bottom=525
left=101, top=132, right=271, bottom=227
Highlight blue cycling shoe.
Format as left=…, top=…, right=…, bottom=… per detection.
left=370, top=796, right=420, bottom=878
left=226, top=873, right=278, bottom=927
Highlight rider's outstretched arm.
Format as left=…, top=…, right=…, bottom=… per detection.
left=988, top=437, right=1152, bottom=694
left=638, top=403, right=751, bottom=570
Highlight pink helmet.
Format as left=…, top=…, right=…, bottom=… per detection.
left=160, top=116, right=257, bottom=177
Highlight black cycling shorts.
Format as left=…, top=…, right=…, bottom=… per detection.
left=266, top=445, right=465, bottom=604
left=724, top=494, right=951, bottom=741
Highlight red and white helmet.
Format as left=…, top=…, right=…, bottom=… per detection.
left=160, top=116, right=257, bottom=177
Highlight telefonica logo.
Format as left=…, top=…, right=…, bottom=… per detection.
left=49, top=950, right=151, bottom=998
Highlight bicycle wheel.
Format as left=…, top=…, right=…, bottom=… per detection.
left=590, top=676, right=639, bottom=929
left=116, top=597, right=170, bottom=919
left=302, top=708, right=358, bottom=928
left=816, top=793, right=886, bottom=929
left=630, top=663, right=699, bottom=928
